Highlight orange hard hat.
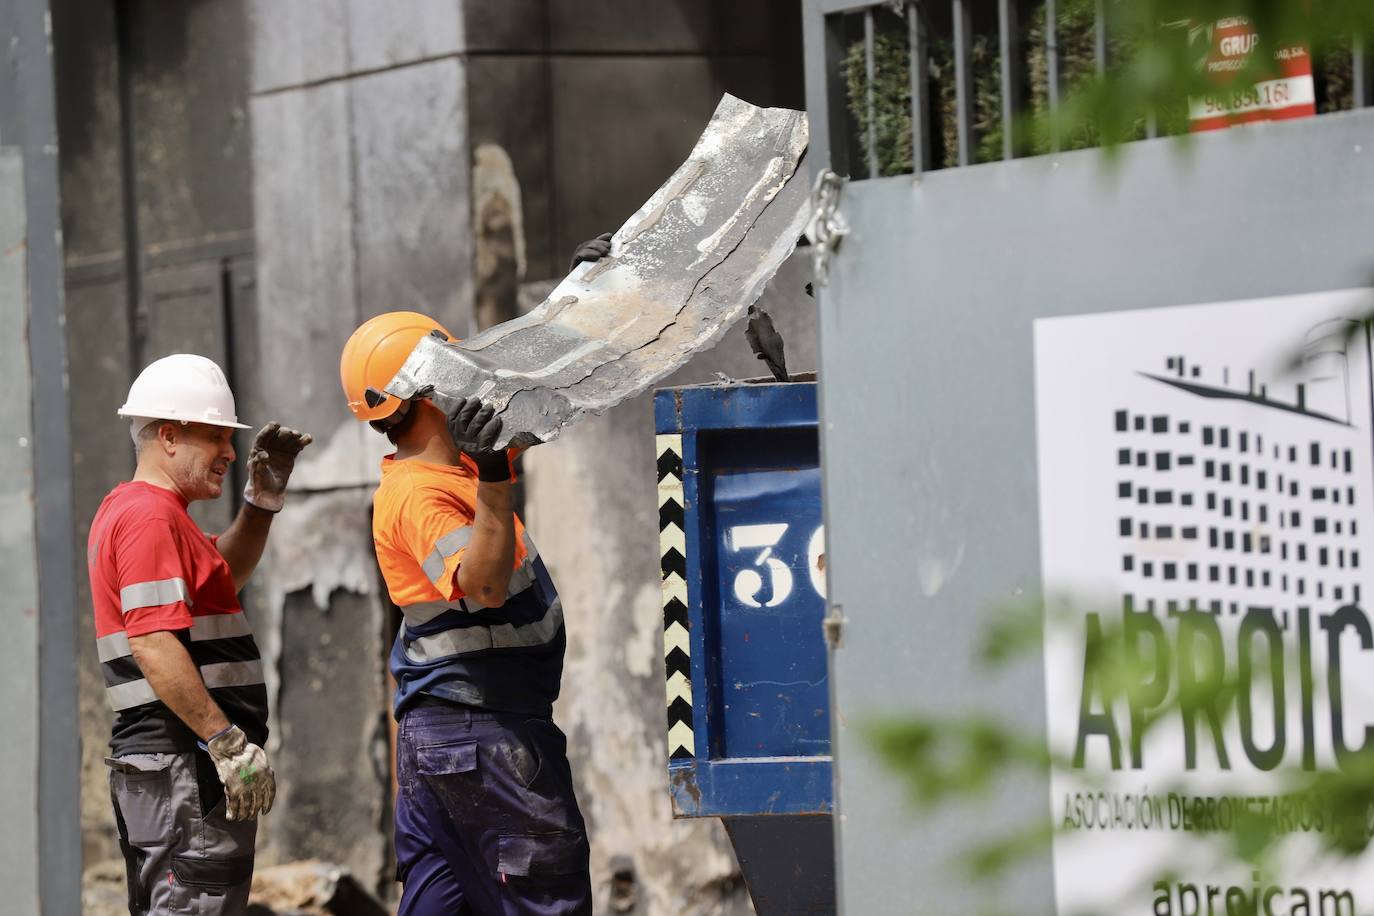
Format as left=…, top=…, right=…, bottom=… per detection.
left=340, top=311, right=456, bottom=422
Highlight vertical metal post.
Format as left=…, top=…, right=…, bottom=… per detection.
left=808, top=3, right=847, bottom=177
left=1355, top=33, right=1371, bottom=109
left=998, top=0, right=1020, bottom=161
left=1094, top=0, right=1108, bottom=74
left=864, top=8, right=879, bottom=178
left=953, top=0, right=975, bottom=167
left=0, top=0, right=83, bottom=911
left=907, top=1, right=931, bottom=173
left=1046, top=0, right=1061, bottom=151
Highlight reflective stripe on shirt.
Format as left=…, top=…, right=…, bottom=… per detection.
left=458, top=556, right=538, bottom=613
left=96, top=631, right=132, bottom=663
left=103, top=658, right=265, bottom=712
left=403, top=531, right=541, bottom=621
left=403, top=598, right=563, bottom=663
left=396, top=599, right=458, bottom=626
left=421, top=525, right=473, bottom=584
left=120, top=577, right=192, bottom=613
left=188, top=612, right=253, bottom=642
left=106, top=679, right=159, bottom=711
left=400, top=559, right=539, bottom=622
left=95, top=612, right=254, bottom=662
left=201, top=659, right=265, bottom=689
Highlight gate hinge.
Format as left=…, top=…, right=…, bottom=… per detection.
left=809, top=169, right=849, bottom=288
left=823, top=602, right=847, bottom=650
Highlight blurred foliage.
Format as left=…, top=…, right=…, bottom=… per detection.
left=843, top=0, right=1374, bottom=177
left=843, top=31, right=919, bottom=176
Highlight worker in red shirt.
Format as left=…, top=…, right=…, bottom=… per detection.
left=90, top=354, right=311, bottom=914
left=340, top=311, right=590, bottom=915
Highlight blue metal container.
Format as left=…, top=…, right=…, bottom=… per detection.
left=654, top=380, right=834, bottom=914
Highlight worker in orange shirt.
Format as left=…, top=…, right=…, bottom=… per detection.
left=340, top=311, right=590, bottom=915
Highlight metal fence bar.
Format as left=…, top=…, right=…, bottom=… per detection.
left=953, top=0, right=975, bottom=166
left=1046, top=0, right=1061, bottom=151
left=998, top=0, right=1020, bottom=160
left=864, top=8, right=879, bottom=178
left=907, top=2, right=932, bottom=174
left=1094, top=0, right=1107, bottom=74
left=1356, top=33, right=1371, bottom=109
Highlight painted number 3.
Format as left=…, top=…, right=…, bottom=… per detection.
left=727, top=523, right=826, bottom=608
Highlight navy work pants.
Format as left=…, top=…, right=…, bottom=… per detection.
left=395, top=701, right=592, bottom=915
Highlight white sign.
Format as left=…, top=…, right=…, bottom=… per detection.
left=1035, top=289, right=1374, bottom=916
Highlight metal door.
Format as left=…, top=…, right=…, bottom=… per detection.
left=802, top=2, right=1374, bottom=912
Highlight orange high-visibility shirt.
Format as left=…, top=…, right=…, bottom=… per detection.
left=371, top=453, right=564, bottom=717
left=372, top=454, right=530, bottom=609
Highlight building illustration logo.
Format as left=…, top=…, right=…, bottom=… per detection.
left=1033, top=291, right=1374, bottom=915
left=1117, top=320, right=1364, bottom=629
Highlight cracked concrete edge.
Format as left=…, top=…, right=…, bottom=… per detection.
left=383, top=94, right=811, bottom=450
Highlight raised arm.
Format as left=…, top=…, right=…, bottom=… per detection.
left=446, top=399, right=517, bottom=606
left=456, top=477, right=517, bottom=606
left=216, top=502, right=277, bottom=591
left=218, top=422, right=312, bottom=590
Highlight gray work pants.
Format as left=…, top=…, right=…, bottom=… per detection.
left=106, top=751, right=257, bottom=915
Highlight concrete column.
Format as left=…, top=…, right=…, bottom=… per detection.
left=247, top=0, right=474, bottom=889
left=0, top=0, right=83, bottom=908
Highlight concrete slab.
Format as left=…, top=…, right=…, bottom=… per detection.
left=386, top=95, right=811, bottom=449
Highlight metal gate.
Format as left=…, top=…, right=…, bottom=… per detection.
left=802, top=2, right=1374, bottom=912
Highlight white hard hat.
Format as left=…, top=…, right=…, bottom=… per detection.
left=118, top=354, right=251, bottom=430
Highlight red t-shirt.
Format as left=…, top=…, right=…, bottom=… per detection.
left=88, top=481, right=268, bottom=754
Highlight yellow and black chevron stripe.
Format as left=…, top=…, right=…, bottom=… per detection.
left=657, top=433, right=694, bottom=760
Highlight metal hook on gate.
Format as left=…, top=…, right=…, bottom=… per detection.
left=809, top=169, right=849, bottom=288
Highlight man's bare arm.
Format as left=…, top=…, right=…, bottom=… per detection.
left=129, top=631, right=230, bottom=740
left=216, top=502, right=275, bottom=591
left=456, top=481, right=516, bottom=607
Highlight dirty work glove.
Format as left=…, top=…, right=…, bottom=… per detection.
left=205, top=724, right=276, bottom=821
left=569, top=231, right=613, bottom=272
left=445, top=397, right=511, bottom=483
left=242, top=422, right=313, bottom=512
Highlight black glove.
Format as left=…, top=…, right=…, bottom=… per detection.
left=242, top=422, right=313, bottom=512
left=445, top=397, right=511, bottom=483
left=569, top=232, right=613, bottom=272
